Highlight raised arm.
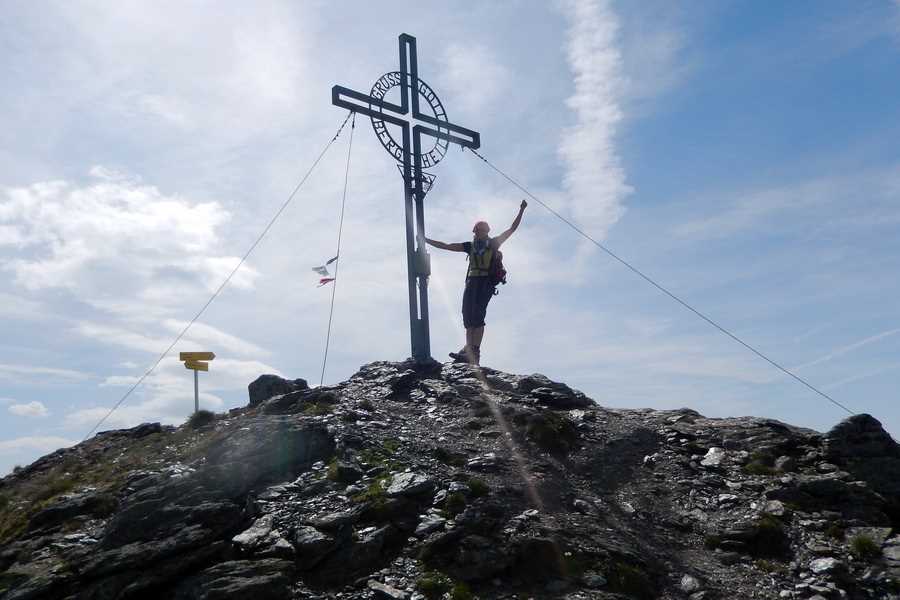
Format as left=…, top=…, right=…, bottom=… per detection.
left=425, top=237, right=466, bottom=252
left=493, top=200, right=527, bottom=247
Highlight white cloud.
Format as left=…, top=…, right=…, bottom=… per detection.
left=0, top=171, right=261, bottom=318
left=8, top=401, right=49, bottom=417
left=0, top=363, right=92, bottom=382
left=439, top=43, right=511, bottom=114
left=557, top=0, right=631, bottom=244
left=0, top=292, right=50, bottom=321
left=72, top=322, right=175, bottom=355
left=74, top=319, right=269, bottom=363
left=0, top=436, right=76, bottom=454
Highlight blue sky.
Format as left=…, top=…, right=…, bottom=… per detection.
left=1, top=1, right=899, bottom=475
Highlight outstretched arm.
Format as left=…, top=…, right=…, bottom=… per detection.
left=493, top=200, right=527, bottom=247
left=425, top=237, right=466, bottom=252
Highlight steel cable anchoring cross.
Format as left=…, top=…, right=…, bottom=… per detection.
left=332, top=33, right=481, bottom=363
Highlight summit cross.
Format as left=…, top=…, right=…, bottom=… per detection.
left=332, top=33, right=481, bottom=363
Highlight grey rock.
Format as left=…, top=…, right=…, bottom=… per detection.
left=368, top=580, right=408, bottom=599
left=248, top=374, right=309, bottom=407
left=809, top=557, right=841, bottom=574
left=701, top=447, right=726, bottom=467
left=291, top=526, right=339, bottom=570
left=27, top=491, right=117, bottom=532
left=825, top=414, right=900, bottom=460
left=765, top=500, right=787, bottom=516
left=467, top=452, right=501, bottom=471
left=415, top=515, right=447, bottom=537
left=681, top=574, right=702, bottom=593
left=232, top=515, right=274, bottom=548
left=331, top=460, right=364, bottom=484
left=311, top=510, right=359, bottom=532
left=583, top=573, right=607, bottom=588
left=775, top=456, right=797, bottom=472
left=386, top=473, right=435, bottom=497
left=172, top=558, right=294, bottom=600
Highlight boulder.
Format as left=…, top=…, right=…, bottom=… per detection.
left=386, top=473, right=434, bottom=497
left=825, top=414, right=900, bottom=460
left=248, top=374, right=309, bottom=407
left=27, top=491, right=118, bottom=532
left=172, top=559, right=294, bottom=600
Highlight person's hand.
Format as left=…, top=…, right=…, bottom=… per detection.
left=520, top=199, right=528, bottom=211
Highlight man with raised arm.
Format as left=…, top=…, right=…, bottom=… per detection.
left=425, top=200, right=527, bottom=366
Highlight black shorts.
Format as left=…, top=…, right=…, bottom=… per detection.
left=462, top=276, right=495, bottom=328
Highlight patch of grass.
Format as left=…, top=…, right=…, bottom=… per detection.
left=444, top=491, right=467, bottom=517
left=302, top=402, right=333, bottom=417
left=825, top=523, right=846, bottom=541
left=416, top=571, right=453, bottom=600
left=468, top=478, right=489, bottom=498
left=0, top=495, right=9, bottom=511
left=0, top=571, right=29, bottom=595
left=32, top=476, right=76, bottom=503
left=326, top=458, right=339, bottom=482
left=187, top=409, right=216, bottom=430
left=743, top=450, right=777, bottom=476
left=432, top=447, right=465, bottom=467
left=450, top=582, right=474, bottom=600
left=357, top=439, right=402, bottom=470
left=351, top=477, right=389, bottom=507
left=750, top=514, right=790, bottom=558
left=525, top=412, right=579, bottom=454
left=0, top=421, right=231, bottom=545
left=743, top=462, right=776, bottom=476
left=754, top=559, right=788, bottom=574
left=850, top=534, right=881, bottom=561
left=606, top=561, right=655, bottom=600
left=703, top=535, right=721, bottom=550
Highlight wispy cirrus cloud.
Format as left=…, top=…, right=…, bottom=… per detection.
left=793, top=328, right=900, bottom=371
left=557, top=0, right=631, bottom=242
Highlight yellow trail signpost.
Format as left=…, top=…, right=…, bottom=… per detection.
left=179, top=352, right=216, bottom=413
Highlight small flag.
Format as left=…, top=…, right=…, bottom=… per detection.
left=311, top=256, right=338, bottom=278
left=318, top=277, right=335, bottom=287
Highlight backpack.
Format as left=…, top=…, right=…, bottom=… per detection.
left=489, top=249, right=507, bottom=288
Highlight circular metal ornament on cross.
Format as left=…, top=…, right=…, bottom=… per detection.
left=368, top=71, right=450, bottom=168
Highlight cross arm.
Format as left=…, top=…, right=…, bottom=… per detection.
left=413, top=123, right=480, bottom=150
left=332, top=86, right=410, bottom=128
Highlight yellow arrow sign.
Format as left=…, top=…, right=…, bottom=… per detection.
left=180, top=352, right=215, bottom=361
left=184, top=360, right=209, bottom=372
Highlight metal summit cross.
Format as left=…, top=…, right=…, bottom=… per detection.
left=332, top=33, right=481, bottom=363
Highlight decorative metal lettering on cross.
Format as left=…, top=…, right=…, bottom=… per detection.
left=332, top=33, right=481, bottom=362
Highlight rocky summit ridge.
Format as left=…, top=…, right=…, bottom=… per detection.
left=1, top=359, right=899, bottom=600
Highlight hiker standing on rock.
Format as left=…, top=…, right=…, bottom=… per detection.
left=425, top=200, right=527, bottom=366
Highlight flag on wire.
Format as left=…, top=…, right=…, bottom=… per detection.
left=312, top=256, right=338, bottom=286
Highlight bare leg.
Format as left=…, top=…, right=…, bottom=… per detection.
left=467, top=326, right=484, bottom=365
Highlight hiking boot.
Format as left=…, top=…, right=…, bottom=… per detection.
left=449, top=347, right=470, bottom=363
